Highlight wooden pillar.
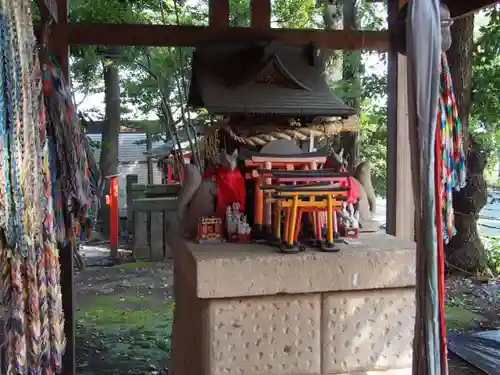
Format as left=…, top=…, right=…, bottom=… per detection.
left=386, top=0, right=414, bottom=240
left=126, top=174, right=138, bottom=234
left=36, top=0, right=73, bottom=372
left=209, top=0, right=229, bottom=27
left=251, top=0, right=271, bottom=29
left=146, top=133, right=153, bottom=250
left=48, top=0, right=74, bottom=374
left=35, top=0, right=58, bottom=23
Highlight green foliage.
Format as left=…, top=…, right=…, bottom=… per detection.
left=359, top=101, right=387, bottom=196
left=444, top=305, right=486, bottom=330
left=482, top=236, right=500, bottom=273
left=229, top=0, right=250, bottom=27
left=357, top=53, right=388, bottom=197
left=470, top=9, right=500, bottom=181
left=273, top=0, right=322, bottom=29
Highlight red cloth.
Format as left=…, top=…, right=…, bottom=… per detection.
left=321, top=162, right=360, bottom=204
left=341, top=177, right=360, bottom=204
left=203, top=166, right=246, bottom=218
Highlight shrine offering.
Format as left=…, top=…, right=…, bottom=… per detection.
left=338, top=203, right=360, bottom=238
left=197, top=216, right=225, bottom=244
left=226, top=203, right=251, bottom=243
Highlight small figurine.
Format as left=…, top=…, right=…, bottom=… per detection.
left=232, top=202, right=242, bottom=222
left=352, top=210, right=360, bottom=230
left=226, top=204, right=251, bottom=243
left=337, top=203, right=359, bottom=238
left=226, top=205, right=236, bottom=234
left=237, top=214, right=251, bottom=243
left=197, top=216, right=225, bottom=244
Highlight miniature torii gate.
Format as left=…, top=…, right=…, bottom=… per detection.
left=32, top=0, right=499, bottom=374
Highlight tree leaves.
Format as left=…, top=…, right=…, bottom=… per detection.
left=470, top=8, right=500, bottom=175
left=68, top=0, right=390, bottom=193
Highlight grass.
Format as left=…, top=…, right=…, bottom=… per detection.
left=76, top=292, right=174, bottom=374
left=445, top=305, right=486, bottom=330
left=483, top=236, right=500, bottom=273
left=78, top=294, right=174, bottom=325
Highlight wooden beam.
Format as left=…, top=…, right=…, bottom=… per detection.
left=209, top=0, right=229, bottom=27
left=442, top=0, right=498, bottom=19
left=33, top=22, right=389, bottom=51
left=47, top=0, right=69, bottom=79
left=364, top=0, right=498, bottom=18
left=35, top=0, right=58, bottom=23
left=386, top=0, right=414, bottom=240
left=251, top=0, right=271, bottom=29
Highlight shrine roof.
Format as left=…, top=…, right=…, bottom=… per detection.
left=188, top=41, right=355, bottom=117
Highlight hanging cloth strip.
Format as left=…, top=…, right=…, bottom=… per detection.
left=437, top=54, right=467, bottom=244
left=434, top=53, right=468, bottom=375
left=0, top=0, right=66, bottom=374
left=42, top=59, right=99, bottom=245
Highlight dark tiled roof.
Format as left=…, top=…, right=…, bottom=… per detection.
left=188, top=41, right=355, bottom=117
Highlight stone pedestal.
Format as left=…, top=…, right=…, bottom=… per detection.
left=168, top=231, right=416, bottom=375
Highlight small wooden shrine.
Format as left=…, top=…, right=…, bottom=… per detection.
left=189, top=42, right=354, bottom=117
left=189, top=41, right=358, bottom=155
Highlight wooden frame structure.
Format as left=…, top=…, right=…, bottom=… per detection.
left=33, top=0, right=499, bottom=374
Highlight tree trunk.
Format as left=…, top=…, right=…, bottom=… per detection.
left=99, top=63, right=121, bottom=255
left=445, top=15, right=488, bottom=273
left=447, top=15, right=474, bottom=141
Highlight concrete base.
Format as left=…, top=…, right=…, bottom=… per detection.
left=168, top=229, right=416, bottom=375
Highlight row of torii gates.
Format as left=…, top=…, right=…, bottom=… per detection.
left=34, top=0, right=496, bottom=373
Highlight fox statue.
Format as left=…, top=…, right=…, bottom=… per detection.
left=327, top=149, right=377, bottom=228
left=177, top=149, right=243, bottom=238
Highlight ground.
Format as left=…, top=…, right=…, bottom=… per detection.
left=74, top=260, right=499, bottom=375
left=75, top=260, right=173, bottom=375
left=446, top=275, right=500, bottom=375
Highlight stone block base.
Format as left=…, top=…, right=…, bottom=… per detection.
left=168, top=231, right=416, bottom=375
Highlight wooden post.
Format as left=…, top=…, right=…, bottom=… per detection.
left=309, top=136, right=315, bottom=152
left=342, top=0, right=360, bottom=171
left=126, top=174, right=138, bottom=234
left=109, top=175, right=120, bottom=258
left=49, top=0, right=74, bottom=373
left=300, top=137, right=315, bottom=152
left=51, top=2, right=69, bottom=81
left=386, top=0, right=414, bottom=240
left=146, top=133, right=153, bottom=252
left=209, top=0, right=229, bottom=27
left=35, top=0, right=58, bottom=23
left=251, top=0, right=271, bottom=29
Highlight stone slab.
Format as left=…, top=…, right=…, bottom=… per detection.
left=321, top=288, right=415, bottom=374
left=333, top=370, right=411, bottom=375
left=168, top=231, right=415, bottom=299
left=207, top=294, right=321, bottom=375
